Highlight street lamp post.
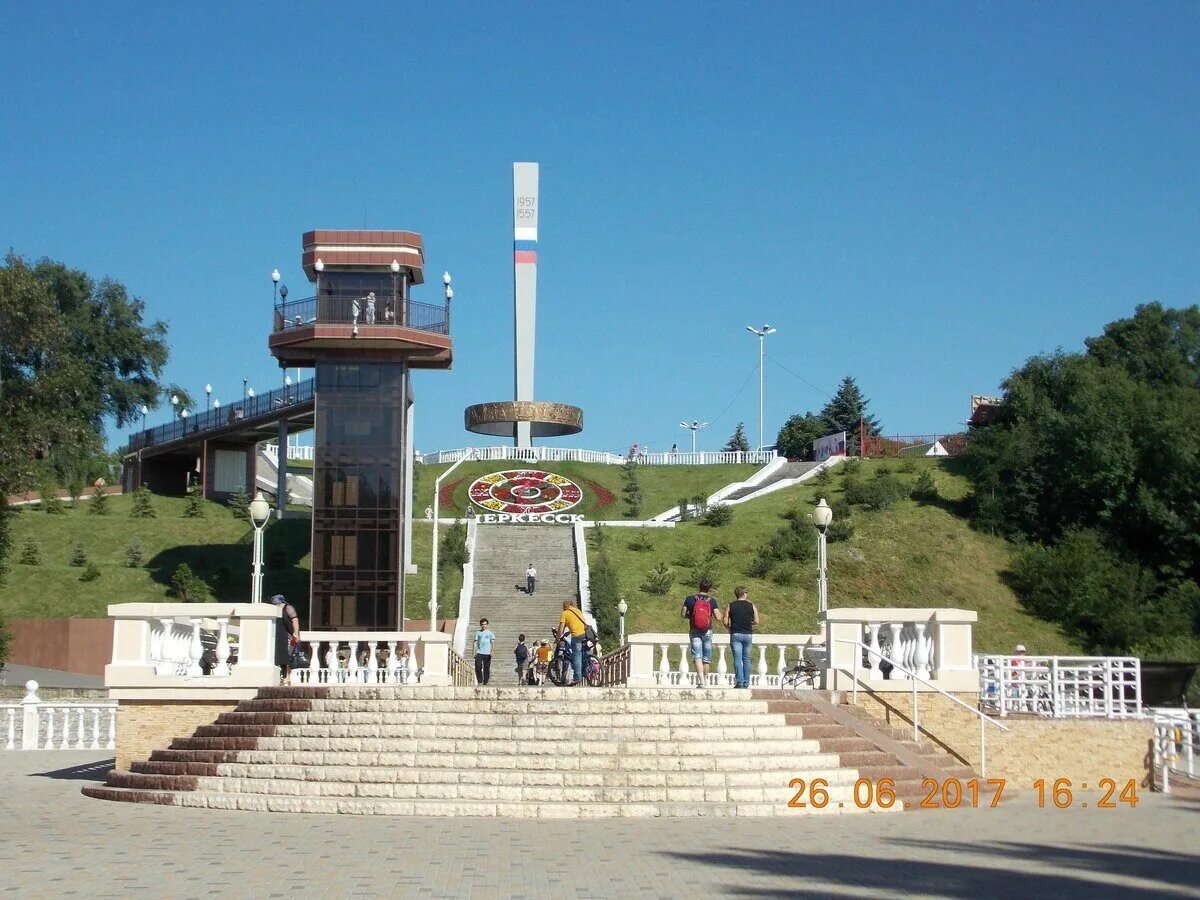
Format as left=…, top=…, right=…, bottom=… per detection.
left=745, top=324, right=777, bottom=451
left=431, top=449, right=476, bottom=626
left=617, top=597, right=628, bottom=646
left=314, top=258, right=324, bottom=296
left=678, top=420, right=709, bottom=454
left=248, top=492, right=272, bottom=603
left=391, top=259, right=401, bottom=323
left=205, top=384, right=212, bottom=412
left=170, top=394, right=180, bottom=419
left=140, top=404, right=148, bottom=431
left=272, top=269, right=280, bottom=305
left=243, top=378, right=248, bottom=401
left=811, top=497, right=833, bottom=616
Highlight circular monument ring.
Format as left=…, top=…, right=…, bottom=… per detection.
left=464, top=401, right=583, bottom=438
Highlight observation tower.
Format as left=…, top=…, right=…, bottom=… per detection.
left=270, top=230, right=453, bottom=630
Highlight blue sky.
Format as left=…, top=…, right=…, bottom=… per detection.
left=3, top=2, right=1198, bottom=454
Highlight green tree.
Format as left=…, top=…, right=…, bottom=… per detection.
left=19, top=537, right=40, bottom=566
left=819, top=376, right=882, bottom=452
left=184, top=487, right=206, bottom=518
left=130, top=486, right=156, bottom=519
left=774, top=412, right=824, bottom=459
left=0, top=613, right=11, bottom=667
left=89, top=485, right=110, bottom=515
left=170, top=563, right=212, bottom=602
left=124, top=538, right=145, bottom=567
left=227, top=486, right=252, bottom=520
left=69, top=542, right=88, bottom=567
left=724, top=422, right=751, bottom=452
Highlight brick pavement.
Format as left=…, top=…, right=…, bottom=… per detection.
left=1, top=752, right=1197, bottom=898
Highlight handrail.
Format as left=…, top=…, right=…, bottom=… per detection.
left=835, top=638, right=1008, bottom=777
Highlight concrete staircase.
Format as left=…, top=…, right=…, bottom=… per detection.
left=83, top=686, right=897, bottom=818
left=719, top=460, right=821, bottom=504
left=465, top=526, right=579, bottom=682
left=753, top=691, right=998, bottom=808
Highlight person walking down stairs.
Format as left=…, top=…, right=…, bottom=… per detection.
left=473, top=619, right=496, bottom=685
left=526, top=563, right=537, bottom=595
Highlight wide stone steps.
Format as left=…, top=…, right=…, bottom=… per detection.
left=83, top=787, right=881, bottom=818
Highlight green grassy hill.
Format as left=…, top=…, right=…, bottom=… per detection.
left=600, top=459, right=1080, bottom=655
left=0, top=459, right=1080, bottom=656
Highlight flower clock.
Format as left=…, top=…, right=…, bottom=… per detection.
left=468, top=469, right=584, bottom=514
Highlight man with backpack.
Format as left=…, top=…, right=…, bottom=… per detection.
left=514, top=633, right=530, bottom=685
left=681, top=579, right=720, bottom=687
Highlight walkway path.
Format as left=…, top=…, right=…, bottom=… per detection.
left=3, top=751, right=1196, bottom=898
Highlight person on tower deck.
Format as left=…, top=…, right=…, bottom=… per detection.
left=473, top=618, right=496, bottom=685
left=526, top=563, right=537, bottom=595
left=558, top=600, right=589, bottom=686
left=682, top=579, right=720, bottom=687
left=268, top=594, right=301, bottom=684
left=351, top=296, right=361, bottom=326
left=365, top=292, right=376, bottom=324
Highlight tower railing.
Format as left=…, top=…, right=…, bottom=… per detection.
left=273, top=291, right=448, bottom=335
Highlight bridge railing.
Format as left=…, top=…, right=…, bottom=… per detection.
left=625, top=632, right=825, bottom=688
left=127, top=379, right=315, bottom=452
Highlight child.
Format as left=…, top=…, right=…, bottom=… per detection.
left=515, top=634, right=529, bottom=685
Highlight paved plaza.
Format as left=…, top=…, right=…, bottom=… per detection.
left=1, top=752, right=1197, bottom=898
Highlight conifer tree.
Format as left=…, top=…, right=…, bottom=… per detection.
left=130, top=486, right=156, bottom=519
left=819, top=376, right=882, bottom=452
left=724, top=422, right=751, bottom=452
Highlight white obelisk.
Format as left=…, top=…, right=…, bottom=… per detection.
left=513, top=162, right=538, bottom=447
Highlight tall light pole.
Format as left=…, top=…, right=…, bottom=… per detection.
left=746, top=324, right=777, bottom=451
left=811, top=497, right=833, bottom=616
left=243, top=378, right=248, bottom=401
left=272, top=269, right=280, bottom=305
left=140, top=404, right=148, bottom=431
left=248, top=492, right=272, bottom=603
left=205, top=384, right=212, bottom=412
left=679, top=420, right=708, bottom=453
left=170, top=394, right=180, bottom=419
left=618, top=597, right=628, bottom=646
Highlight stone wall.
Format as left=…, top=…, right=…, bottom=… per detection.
left=115, top=700, right=237, bottom=771
left=852, top=690, right=1154, bottom=788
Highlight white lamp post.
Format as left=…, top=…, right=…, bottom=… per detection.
left=811, top=497, right=833, bottom=616
left=746, top=324, right=777, bottom=451
left=140, top=404, right=148, bottom=430
left=248, top=491, right=272, bottom=603
left=272, top=268, right=280, bottom=304
left=314, top=258, right=324, bottom=295
left=170, top=394, right=180, bottom=419
left=678, top=420, right=709, bottom=454
left=617, top=597, right=628, bottom=646
left=431, top=449, right=475, bottom=627
left=205, top=384, right=212, bottom=412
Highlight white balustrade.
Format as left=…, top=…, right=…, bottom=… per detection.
left=290, top=632, right=453, bottom=686
left=416, top=447, right=776, bottom=467
left=1153, top=709, right=1199, bottom=792
left=626, top=633, right=824, bottom=688
left=824, top=608, right=979, bottom=694
left=0, top=681, right=118, bottom=751
left=976, top=654, right=1143, bottom=719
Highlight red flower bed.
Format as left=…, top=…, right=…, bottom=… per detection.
left=438, top=477, right=464, bottom=510
left=587, top=480, right=616, bottom=508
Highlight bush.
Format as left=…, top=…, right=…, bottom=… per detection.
left=41, top=483, right=66, bottom=515
left=710, top=542, right=731, bottom=556
left=19, top=537, right=41, bottom=565
left=702, top=503, right=733, bottom=527
left=813, top=466, right=832, bottom=487
left=826, top=517, right=856, bottom=543
left=184, top=488, right=205, bottom=518
left=88, top=486, right=110, bottom=515
left=628, top=528, right=654, bottom=552
left=900, top=457, right=918, bottom=473
left=912, top=470, right=938, bottom=501
left=80, top=562, right=101, bottom=582
left=439, top=523, right=469, bottom=570
left=747, top=551, right=775, bottom=578
left=873, top=464, right=892, bottom=478
left=130, top=486, right=156, bottom=519
left=674, top=546, right=699, bottom=568
left=768, top=521, right=816, bottom=561
left=677, top=497, right=693, bottom=522
left=692, top=552, right=720, bottom=588
left=170, top=563, right=212, bottom=602
left=124, top=538, right=145, bottom=567
left=588, top=558, right=621, bottom=647
left=69, top=542, right=88, bottom=567
left=641, top=561, right=675, bottom=595
left=590, top=523, right=608, bottom=550
left=0, top=614, right=10, bottom=668
left=771, top=566, right=798, bottom=587
left=227, top=486, right=251, bottom=520
left=691, top=494, right=708, bottom=517
left=846, top=474, right=908, bottom=511
left=67, top=478, right=85, bottom=506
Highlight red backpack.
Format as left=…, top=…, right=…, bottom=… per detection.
left=689, top=595, right=713, bottom=630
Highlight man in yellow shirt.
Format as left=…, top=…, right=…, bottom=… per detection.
left=558, top=600, right=589, bottom=686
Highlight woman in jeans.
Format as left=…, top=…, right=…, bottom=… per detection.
left=722, top=586, right=760, bottom=689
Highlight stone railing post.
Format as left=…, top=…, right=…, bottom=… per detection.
left=21, top=680, right=40, bottom=750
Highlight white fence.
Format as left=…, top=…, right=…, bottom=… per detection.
left=976, top=655, right=1143, bottom=719
left=626, top=633, right=824, bottom=688
left=1153, top=709, right=1198, bottom=792
left=289, top=632, right=453, bottom=685
left=2, top=681, right=117, bottom=751
left=824, top=608, right=979, bottom=693
left=417, top=447, right=776, bottom=467
left=265, top=442, right=315, bottom=462
left=452, top=519, right=478, bottom=656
